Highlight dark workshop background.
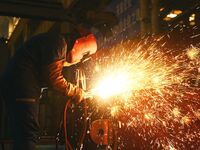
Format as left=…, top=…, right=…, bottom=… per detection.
left=0, top=0, right=200, bottom=150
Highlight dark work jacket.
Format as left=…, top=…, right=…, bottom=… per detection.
left=1, top=32, right=66, bottom=100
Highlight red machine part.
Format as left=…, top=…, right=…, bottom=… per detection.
left=90, top=119, right=113, bottom=145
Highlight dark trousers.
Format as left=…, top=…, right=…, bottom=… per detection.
left=6, top=98, right=40, bottom=150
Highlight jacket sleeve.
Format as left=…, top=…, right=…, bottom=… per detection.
left=45, top=60, right=84, bottom=103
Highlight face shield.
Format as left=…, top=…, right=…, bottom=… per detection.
left=64, top=33, right=97, bottom=66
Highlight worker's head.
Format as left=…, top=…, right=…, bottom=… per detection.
left=63, top=27, right=97, bottom=66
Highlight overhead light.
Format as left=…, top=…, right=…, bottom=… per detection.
left=163, top=10, right=182, bottom=21
left=167, top=13, right=177, bottom=18
left=173, top=10, right=182, bottom=15
left=189, top=14, right=195, bottom=22
left=189, top=14, right=196, bottom=26
left=160, top=7, right=164, bottom=11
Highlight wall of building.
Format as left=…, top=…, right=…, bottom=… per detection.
left=97, top=0, right=141, bottom=49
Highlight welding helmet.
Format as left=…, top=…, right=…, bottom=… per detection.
left=64, top=29, right=97, bottom=65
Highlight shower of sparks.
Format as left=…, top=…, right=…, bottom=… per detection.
left=87, top=39, right=200, bottom=149
left=90, top=40, right=191, bottom=100
left=110, top=106, right=120, bottom=117
left=91, top=71, right=131, bottom=99
left=186, top=46, right=199, bottom=60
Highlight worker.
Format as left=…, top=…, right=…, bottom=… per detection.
left=0, top=27, right=97, bottom=150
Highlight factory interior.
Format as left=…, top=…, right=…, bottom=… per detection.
left=0, top=0, right=200, bottom=150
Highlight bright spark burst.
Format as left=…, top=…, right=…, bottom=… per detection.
left=91, top=71, right=131, bottom=99
left=87, top=39, right=200, bottom=149
left=186, top=46, right=199, bottom=60
left=110, top=106, right=120, bottom=117
left=90, top=40, right=190, bottom=100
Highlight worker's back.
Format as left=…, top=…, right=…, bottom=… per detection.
left=1, top=32, right=66, bottom=100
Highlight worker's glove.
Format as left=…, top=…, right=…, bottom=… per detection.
left=66, top=81, right=95, bottom=103
left=71, top=87, right=86, bottom=104
left=84, top=91, right=94, bottom=100
left=61, top=81, right=92, bottom=105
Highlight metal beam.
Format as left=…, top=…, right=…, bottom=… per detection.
left=0, top=1, right=73, bottom=22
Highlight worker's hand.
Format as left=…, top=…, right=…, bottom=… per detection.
left=72, top=87, right=87, bottom=104
left=84, top=91, right=94, bottom=100
left=67, top=83, right=95, bottom=104
left=73, top=88, right=95, bottom=104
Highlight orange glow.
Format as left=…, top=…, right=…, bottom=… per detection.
left=164, top=10, right=182, bottom=21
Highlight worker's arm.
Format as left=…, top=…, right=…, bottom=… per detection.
left=45, top=60, right=85, bottom=103
left=41, top=33, right=85, bottom=103
left=41, top=32, right=97, bottom=102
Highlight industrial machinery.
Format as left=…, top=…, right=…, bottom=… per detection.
left=55, top=68, right=121, bottom=150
